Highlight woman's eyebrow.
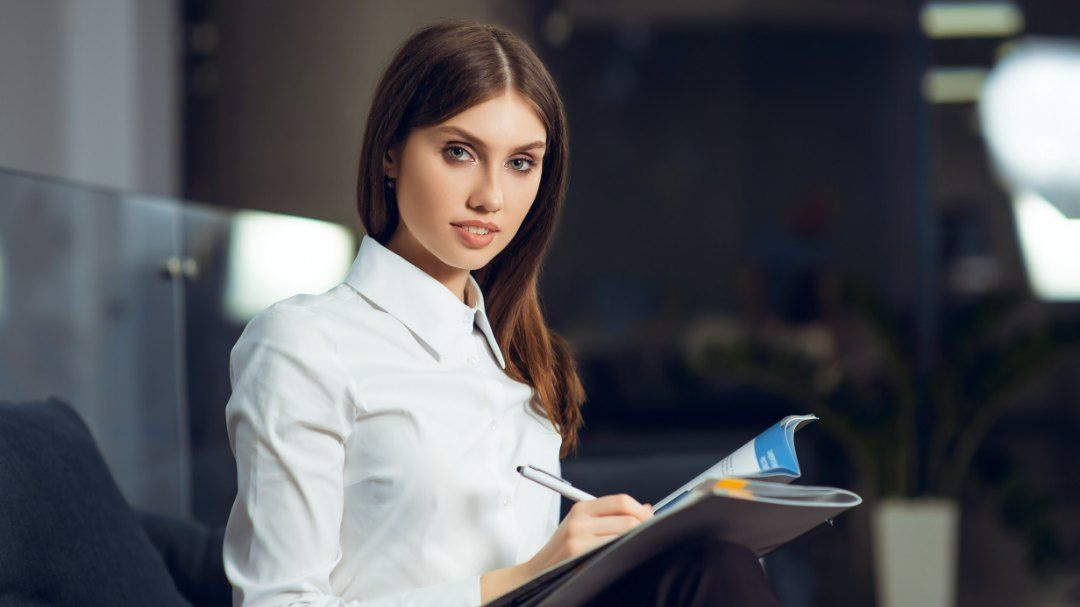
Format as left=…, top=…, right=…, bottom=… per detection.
left=434, top=125, right=546, bottom=153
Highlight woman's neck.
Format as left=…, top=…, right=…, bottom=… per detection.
left=385, top=230, right=471, bottom=305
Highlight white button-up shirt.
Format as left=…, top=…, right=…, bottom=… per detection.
left=223, top=234, right=564, bottom=607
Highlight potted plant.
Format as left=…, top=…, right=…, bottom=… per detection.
left=683, top=281, right=1079, bottom=606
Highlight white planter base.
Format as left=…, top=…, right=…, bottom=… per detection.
left=872, top=498, right=960, bottom=607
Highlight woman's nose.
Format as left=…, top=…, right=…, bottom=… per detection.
left=469, top=171, right=504, bottom=212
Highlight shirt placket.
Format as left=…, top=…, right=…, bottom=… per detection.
left=459, top=317, right=519, bottom=561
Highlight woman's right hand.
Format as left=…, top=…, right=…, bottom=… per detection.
left=522, top=494, right=654, bottom=578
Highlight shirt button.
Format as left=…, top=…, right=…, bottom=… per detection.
left=501, top=495, right=511, bottom=506
left=490, top=420, right=498, bottom=431
left=467, top=356, right=479, bottom=365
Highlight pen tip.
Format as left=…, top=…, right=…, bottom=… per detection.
left=516, top=466, right=523, bottom=473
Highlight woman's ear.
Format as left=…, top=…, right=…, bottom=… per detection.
left=383, top=145, right=400, bottom=179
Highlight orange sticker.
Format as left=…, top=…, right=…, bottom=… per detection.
left=714, top=478, right=753, bottom=498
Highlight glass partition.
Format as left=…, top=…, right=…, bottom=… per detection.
left=0, top=167, right=357, bottom=524
left=0, top=168, right=189, bottom=517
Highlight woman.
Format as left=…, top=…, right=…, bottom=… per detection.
left=223, top=18, right=780, bottom=607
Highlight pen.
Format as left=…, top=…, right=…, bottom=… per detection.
left=516, top=465, right=596, bottom=502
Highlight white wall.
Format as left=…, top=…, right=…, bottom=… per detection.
left=0, top=0, right=179, bottom=198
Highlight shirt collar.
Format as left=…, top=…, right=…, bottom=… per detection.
left=343, top=234, right=507, bottom=370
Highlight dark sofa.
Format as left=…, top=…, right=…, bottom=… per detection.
left=0, top=397, right=230, bottom=607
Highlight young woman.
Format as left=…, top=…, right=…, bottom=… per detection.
left=222, top=18, right=780, bottom=607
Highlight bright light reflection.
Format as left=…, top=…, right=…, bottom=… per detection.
left=920, top=2, right=1024, bottom=39
left=923, top=67, right=988, bottom=103
left=224, top=210, right=355, bottom=323
left=980, top=38, right=1080, bottom=218
left=1012, top=191, right=1080, bottom=301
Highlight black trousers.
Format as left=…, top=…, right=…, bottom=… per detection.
left=525, top=537, right=782, bottom=607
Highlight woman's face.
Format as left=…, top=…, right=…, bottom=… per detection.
left=383, top=90, right=547, bottom=281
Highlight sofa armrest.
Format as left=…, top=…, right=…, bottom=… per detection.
left=136, top=509, right=232, bottom=607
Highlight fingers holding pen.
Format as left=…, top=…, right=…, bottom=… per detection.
left=574, top=493, right=654, bottom=522
left=516, top=468, right=657, bottom=566
left=516, top=466, right=652, bottom=523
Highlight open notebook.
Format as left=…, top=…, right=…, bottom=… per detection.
left=486, top=415, right=862, bottom=606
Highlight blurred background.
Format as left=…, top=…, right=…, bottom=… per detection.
left=2, top=0, right=1079, bottom=605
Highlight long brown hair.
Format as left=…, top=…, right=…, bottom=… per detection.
left=355, top=18, right=585, bottom=458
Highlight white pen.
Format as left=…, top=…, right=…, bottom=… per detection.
left=516, top=464, right=596, bottom=502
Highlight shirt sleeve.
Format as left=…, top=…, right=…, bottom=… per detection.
left=222, top=304, right=484, bottom=607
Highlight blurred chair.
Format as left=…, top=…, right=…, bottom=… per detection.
left=0, top=397, right=229, bottom=607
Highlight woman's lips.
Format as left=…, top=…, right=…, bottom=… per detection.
left=452, top=224, right=496, bottom=248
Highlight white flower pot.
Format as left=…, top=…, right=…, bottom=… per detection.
left=872, top=498, right=960, bottom=607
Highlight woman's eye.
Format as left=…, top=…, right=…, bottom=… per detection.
left=509, top=158, right=535, bottom=173
left=446, top=146, right=472, bottom=162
